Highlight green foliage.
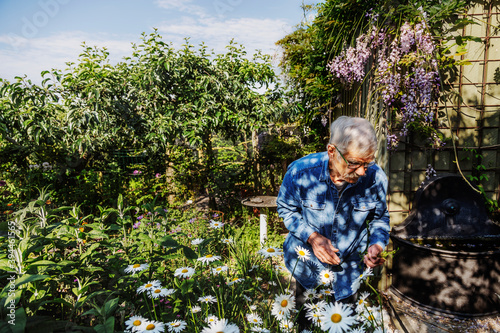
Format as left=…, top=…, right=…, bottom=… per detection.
left=0, top=191, right=295, bottom=331
left=0, top=31, right=283, bottom=209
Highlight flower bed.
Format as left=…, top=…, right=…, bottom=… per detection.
left=0, top=192, right=387, bottom=332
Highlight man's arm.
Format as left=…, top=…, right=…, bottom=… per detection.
left=277, top=169, right=340, bottom=265
left=364, top=169, right=391, bottom=267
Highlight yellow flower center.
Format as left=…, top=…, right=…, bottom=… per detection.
left=216, top=332, right=224, bottom=333
left=299, top=250, right=305, bottom=256
left=324, top=273, right=330, bottom=278
left=133, top=320, right=141, bottom=326
left=154, top=289, right=161, bottom=293
left=145, top=283, right=152, bottom=288
left=267, top=248, right=275, bottom=253
left=359, top=299, right=364, bottom=305
left=182, top=269, right=188, bottom=273
left=368, top=315, right=375, bottom=321
left=216, top=268, right=222, bottom=271
left=232, top=278, right=239, bottom=281
left=146, top=324, right=155, bottom=330
left=133, top=264, right=141, bottom=268
left=281, top=300, right=288, bottom=307
left=331, top=313, right=342, bottom=323
left=253, top=319, right=258, bottom=322
left=171, top=323, right=180, bottom=327
left=206, top=254, right=213, bottom=258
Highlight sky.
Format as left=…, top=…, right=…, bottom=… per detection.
left=0, top=0, right=312, bottom=84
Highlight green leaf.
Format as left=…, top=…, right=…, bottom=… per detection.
left=158, top=235, right=179, bottom=248
left=181, top=245, right=198, bottom=260
left=80, top=243, right=100, bottom=261
left=9, top=307, right=26, bottom=333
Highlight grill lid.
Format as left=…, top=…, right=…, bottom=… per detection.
left=392, top=174, right=500, bottom=240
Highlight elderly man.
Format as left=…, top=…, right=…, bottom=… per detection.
left=277, top=116, right=390, bottom=324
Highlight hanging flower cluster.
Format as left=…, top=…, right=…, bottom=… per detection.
left=327, top=20, right=444, bottom=151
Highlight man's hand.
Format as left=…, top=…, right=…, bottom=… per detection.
left=364, top=244, right=385, bottom=268
left=307, top=232, right=340, bottom=265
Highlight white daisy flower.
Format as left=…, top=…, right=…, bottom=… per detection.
left=174, top=267, right=195, bottom=279
left=246, top=313, right=262, bottom=325
left=249, top=265, right=259, bottom=272
left=272, top=309, right=289, bottom=321
left=303, top=289, right=317, bottom=300
left=125, top=315, right=147, bottom=332
left=349, top=329, right=365, bottom=333
left=250, top=327, right=270, bottom=332
left=211, top=265, right=228, bottom=275
left=197, top=254, right=221, bottom=264
left=142, top=320, right=165, bottom=333
left=257, top=246, right=283, bottom=258
left=355, top=291, right=371, bottom=313
left=201, top=318, right=239, bottom=333
left=227, top=277, right=244, bottom=286
left=191, top=238, right=204, bottom=245
left=191, top=305, right=202, bottom=313
left=148, top=287, right=175, bottom=299
left=300, top=330, right=313, bottom=333
left=198, top=295, right=217, bottom=304
left=271, top=293, right=295, bottom=318
left=351, top=267, right=374, bottom=293
left=360, top=306, right=382, bottom=325
left=274, top=265, right=287, bottom=272
left=279, top=319, right=294, bottom=331
left=304, top=300, right=327, bottom=313
left=222, top=238, right=234, bottom=244
left=167, top=319, right=186, bottom=332
left=249, top=305, right=257, bottom=311
left=319, top=301, right=357, bottom=333
left=320, top=289, right=334, bottom=297
left=124, top=263, right=149, bottom=274
left=204, top=315, right=219, bottom=324
left=351, top=267, right=373, bottom=292
left=209, top=220, right=225, bottom=229
left=305, top=310, right=323, bottom=325
left=137, top=280, right=161, bottom=294
left=318, top=269, right=336, bottom=284
left=294, top=246, right=311, bottom=262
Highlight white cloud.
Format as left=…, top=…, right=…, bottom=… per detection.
left=156, top=16, right=290, bottom=56
left=154, top=0, right=208, bottom=18
left=0, top=31, right=135, bottom=83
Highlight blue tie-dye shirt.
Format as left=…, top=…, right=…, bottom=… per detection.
left=277, top=151, right=390, bottom=299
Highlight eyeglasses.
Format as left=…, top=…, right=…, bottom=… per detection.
left=333, top=145, right=376, bottom=170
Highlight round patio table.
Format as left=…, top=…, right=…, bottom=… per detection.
left=241, top=196, right=278, bottom=245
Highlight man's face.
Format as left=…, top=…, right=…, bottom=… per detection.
left=327, top=144, right=375, bottom=184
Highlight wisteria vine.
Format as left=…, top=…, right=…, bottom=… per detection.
left=327, top=19, right=444, bottom=151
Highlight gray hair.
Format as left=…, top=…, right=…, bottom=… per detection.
left=328, top=116, right=377, bottom=158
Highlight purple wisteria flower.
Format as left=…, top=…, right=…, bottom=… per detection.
left=328, top=20, right=440, bottom=151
